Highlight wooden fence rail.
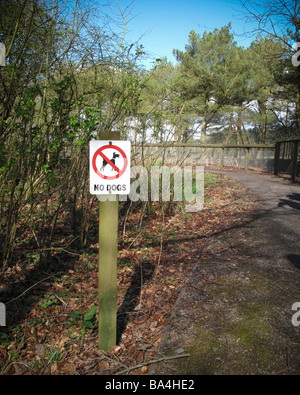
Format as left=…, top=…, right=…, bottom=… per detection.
left=133, top=139, right=299, bottom=181
left=133, top=143, right=275, bottom=149
left=133, top=142, right=276, bottom=172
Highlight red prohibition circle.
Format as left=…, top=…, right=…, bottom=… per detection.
left=92, top=144, right=128, bottom=180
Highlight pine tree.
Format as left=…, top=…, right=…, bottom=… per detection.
left=173, top=24, right=251, bottom=142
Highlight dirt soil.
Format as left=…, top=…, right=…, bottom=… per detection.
left=1, top=169, right=300, bottom=375
left=150, top=170, right=300, bottom=375
left=0, top=171, right=252, bottom=375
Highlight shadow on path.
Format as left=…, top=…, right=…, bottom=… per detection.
left=287, top=254, right=300, bottom=271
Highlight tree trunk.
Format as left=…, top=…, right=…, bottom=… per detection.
left=258, top=97, right=267, bottom=144
left=201, top=115, right=207, bottom=143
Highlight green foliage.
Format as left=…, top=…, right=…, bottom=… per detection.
left=83, top=306, right=97, bottom=329
left=173, top=24, right=253, bottom=142
left=0, top=0, right=145, bottom=271
left=40, top=295, right=60, bottom=309
left=0, top=0, right=298, bottom=274
left=65, top=306, right=97, bottom=331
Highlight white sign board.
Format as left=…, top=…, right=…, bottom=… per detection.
left=89, top=140, right=131, bottom=195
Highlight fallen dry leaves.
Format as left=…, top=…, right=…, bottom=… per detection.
left=0, top=172, right=257, bottom=375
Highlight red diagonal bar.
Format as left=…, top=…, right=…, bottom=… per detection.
left=99, top=151, right=120, bottom=173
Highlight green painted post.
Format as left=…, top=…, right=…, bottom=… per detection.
left=98, top=196, right=119, bottom=350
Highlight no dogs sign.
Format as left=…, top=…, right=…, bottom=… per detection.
left=89, top=140, right=131, bottom=194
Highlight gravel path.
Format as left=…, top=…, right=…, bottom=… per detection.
left=211, top=171, right=300, bottom=276
left=217, top=170, right=300, bottom=252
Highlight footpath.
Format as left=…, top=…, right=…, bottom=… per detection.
left=150, top=170, right=300, bottom=375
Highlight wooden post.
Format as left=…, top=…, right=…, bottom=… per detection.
left=98, top=130, right=120, bottom=351
left=274, top=142, right=280, bottom=176
left=219, top=147, right=224, bottom=167
left=291, top=140, right=299, bottom=182
left=244, top=148, right=249, bottom=171
left=98, top=196, right=119, bottom=350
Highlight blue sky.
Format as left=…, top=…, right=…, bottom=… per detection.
left=113, top=0, right=259, bottom=68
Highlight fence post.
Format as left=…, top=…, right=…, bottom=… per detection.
left=219, top=147, right=224, bottom=167
left=291, top=140, right=299, bottom=182
left=274, top=142, right=280, bottom=175
left=244, top=148, right=249, bottom=171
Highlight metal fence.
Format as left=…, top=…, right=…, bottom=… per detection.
left=274, top=138, right=300, bottom=181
